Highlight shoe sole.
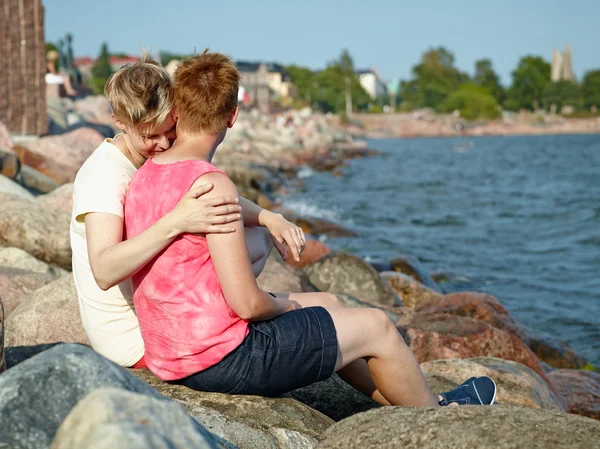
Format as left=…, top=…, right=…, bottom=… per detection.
left=474, top=377, right=497, bottom=405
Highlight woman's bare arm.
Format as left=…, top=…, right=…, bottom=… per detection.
left=86, top=183, right=241, bottom=290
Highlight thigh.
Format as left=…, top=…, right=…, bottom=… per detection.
left=326, top=307, right=391, bottom=372
left=273, top=292, right=342, bottom=309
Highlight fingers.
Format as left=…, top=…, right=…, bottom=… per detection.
left=209, top=213, right=241, bottom=225
left=211, top=204, right=242, bottom=216
left=272, top=237, right=288, bottom=261
left=186, top=183, right=214, bottom=198
left=286, top=229, right=303, bottom=262
left=208, top=224, right=237, bottom=234
left=204, top=195, right=239, bottom=207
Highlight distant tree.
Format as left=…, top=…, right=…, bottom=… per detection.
left=401, top=47, right=470, bottom=110
left=90, top=42, right=114, bottom=95
left=582, top=70, right=600, bottom=110
left=543, top=81, right=583, bottom=112
left=45, top=42, right=60, bottom=71
left=474, top=59, right=505, bottom=104
left=439, top=84, right=501, bottom=120
left=159, top=51, right=192, bottom=67
left=286, top=51, right=369, bottom=114
left=505, top=55, right=551, bottom=111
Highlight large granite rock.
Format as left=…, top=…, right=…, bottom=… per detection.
left=548, top=369, right=600, bottom=420
left=397, top=313, right=548, bottom=381
left=285, top=240, right=331, bottom=269
left=18, top=165, right=60, bottom=194
left=0, top=344, right=163, bottom=449
left=0, top=247, right=66, bottom=316
left=4, top=274, right=89, bottom=347
left=17, top=127, right=104, bottom=184
left=389, top=255, right=441, bottom=292
left=257, top=251, right=315, bottom=293
left=316, top=406, right=600, bottom=449
left=0, top=267, right=64, bottom=316
left=51, top=388, right=221, bottom=449
left=417, top=292, right=589, bottom=369
left=380, top=272, right=443, bottom=308
left=0, top=192, right=71, bottom=269
left=0, top=247, right=66, bottom=275
left=305, top=253, right=401, bottom=307
left=37, top=183, right=74, bottom=214
left=0, top=174, right=34, bottom=199
left=421, top=357, right=564, bottom=410
left=133, top=369, right=333, bottom=449
left=0, top=146, right=20, bottom=178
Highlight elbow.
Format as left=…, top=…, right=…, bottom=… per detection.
left=234, top=294, right=266, bottom=321
left=95, top=276, right=112, bottom=291
left=91, top=267, right=113, bottom=291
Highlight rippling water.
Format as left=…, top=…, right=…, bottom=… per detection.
left=283, top=134, right=600, bottom=366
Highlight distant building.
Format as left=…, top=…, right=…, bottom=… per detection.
left=73, top=55, right=140, bottom=78
left=236, top=61, right=295, bottom=111
left=551, top=46, right=574, bottom=82
left=356, top=68, right=388, bottom=99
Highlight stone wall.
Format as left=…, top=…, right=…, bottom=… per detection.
left=0, top=0, right=47, bottom=136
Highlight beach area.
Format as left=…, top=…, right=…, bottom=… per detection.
left=1, top=93, right=600, bottom=447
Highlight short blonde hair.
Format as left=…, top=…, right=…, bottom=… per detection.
left=104, top=51, right=173, bottom=135
left=174, top=49, right=240, bottom=135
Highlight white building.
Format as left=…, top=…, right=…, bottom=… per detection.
left=356, top=69, right=388, bottom=99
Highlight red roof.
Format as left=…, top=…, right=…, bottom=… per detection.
left=73, top=54, right=139, bottom=68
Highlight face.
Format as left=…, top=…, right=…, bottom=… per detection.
left=120, top=112, right=177, bottom=159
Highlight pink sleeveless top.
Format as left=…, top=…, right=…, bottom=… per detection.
left=124, top=158, right=249, bottom=380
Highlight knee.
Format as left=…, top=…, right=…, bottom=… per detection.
left=324, top=293, right=344, bottom=308
left=370, top=309, right=403, bottom=342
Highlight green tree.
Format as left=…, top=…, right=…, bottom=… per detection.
left=90, top=42, right=114, bottom=95
left=474, top=59, right=505, bottom=104
left=401, top=47, right=469, bottom=110
left=439, top=84, right=501, bottom=120
left=286, top=51, right=369, bottom=114
left=505, top=55, right=550, bottom=111
left=543, top=81, right=583, bottom=112
left=582, top=70, right=600, bottom=110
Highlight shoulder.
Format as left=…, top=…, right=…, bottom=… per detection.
left=192, top=171, right=238, bottom=197
left=76, top=143, right=135, bottom=187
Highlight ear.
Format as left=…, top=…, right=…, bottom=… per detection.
left=112, top=114, right=126, bottom=132
left=171, top=107, right=180, bottom=122
left=227, top=106, right=239, bottom=128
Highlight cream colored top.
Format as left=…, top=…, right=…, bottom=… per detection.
left=70, top=137, right=144, bottom=367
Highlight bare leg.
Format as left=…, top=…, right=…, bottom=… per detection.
left=274, top=292, right=422, bottom=406
left=245, top=226, right=272, bottom=277
left=328, top=307, right=438, bottom=406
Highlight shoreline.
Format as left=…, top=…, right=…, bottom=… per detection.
left=347, top=112, right=600, bottom=140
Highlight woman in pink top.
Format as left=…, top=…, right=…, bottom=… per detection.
left=125, top=51, right=496, bottom=406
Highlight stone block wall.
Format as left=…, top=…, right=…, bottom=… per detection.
left=0, top=0, right=47, bottom=136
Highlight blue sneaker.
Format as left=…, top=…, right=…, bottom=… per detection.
left=438, top=376, right=497, bottom=406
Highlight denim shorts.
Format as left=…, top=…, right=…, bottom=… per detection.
left=175, top=306, right=338, bottom=396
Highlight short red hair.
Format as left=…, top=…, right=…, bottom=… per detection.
left=174, top=49, right=240, bottom=135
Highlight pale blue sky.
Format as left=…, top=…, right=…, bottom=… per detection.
left=44, top=0, right=598, bottom=86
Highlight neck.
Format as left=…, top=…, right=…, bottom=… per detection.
left=160, top=131, right=221, bottom=163
left=113, top=134, right=146, bottom=169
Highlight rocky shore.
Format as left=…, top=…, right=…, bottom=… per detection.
left=1, top=96, right=599, bottom=448
left=350, top=110, right=600, bottom=139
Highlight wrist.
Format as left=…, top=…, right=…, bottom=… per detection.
left=160, top=212, right=181, bottom=240
left=259, top=210, right=281, bottom=228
